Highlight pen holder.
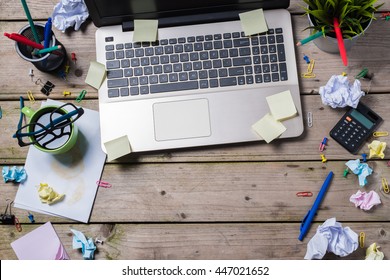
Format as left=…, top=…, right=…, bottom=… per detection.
left=15, top=23, right=67, bottom=73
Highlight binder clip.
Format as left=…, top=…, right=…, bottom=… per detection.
left=1, top=200, right=22, bottom=232
left=35, top=78, right=55, bottom=96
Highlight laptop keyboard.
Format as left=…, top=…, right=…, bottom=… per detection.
left=104, top=29, right=288, bottom=98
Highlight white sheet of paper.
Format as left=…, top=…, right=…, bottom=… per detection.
left=14, top=100, right=106, bottom=223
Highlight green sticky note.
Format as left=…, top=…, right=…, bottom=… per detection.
left=133, top=19, right=158, bottom=42
left=85, top=61, right=106, bottom=89
left=252, top=113, right=286, bottom=143
left=239, top=8, right=268, bottom=36
left=104, top=135, right=132, bottom=162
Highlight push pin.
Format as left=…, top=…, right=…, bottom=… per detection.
left=71, top=52, right=77, bottom=64
left=341, top=72, right=347, bottom=76
left=343, top=168, right=349, bottom=178
left=95, top=238, right=104, bottom=245
left=28, top=212, right=35, bottom=223
left=319, top=137, right=328, bottom=152
left=63, top=91, right=71, bottom=96
left=361, top=153, right=367, bottom=162
left=303, top=54, right=310, bottom=64
left=58, top=69, right=67, bottom=80
left=28, top=68, right=34, bottom=82
left=320, top=154, right=327, bottom=163
left=65, top=64, right=70, bottom=74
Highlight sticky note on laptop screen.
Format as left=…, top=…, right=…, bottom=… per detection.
left=133, top=19, right=158, bottom=42
left=266, top=90, right=297, bottom=121
left=239, top=8, right=268, bottom=36
left=252, top=113, right=286, bottom=143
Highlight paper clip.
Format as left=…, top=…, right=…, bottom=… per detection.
left=76, top=90, right=87, bottom=102
left=14, top=217, right=22, bottom=232
left=355, top=68, right=369, bottom=80
left=27, top=90, right=35, bottom=104
left=382, top=178, right=390, bottom=194
left=301, top=60, right=316, bottom=78
left=359, top=232, right=365, bottom=248
left=96, top=180, right=112, bottom=188
left=373, top=131, right=388, bottom=137
left=296, top=191, right=313, bottom=197
left=307, top=112, right=313, bottom=127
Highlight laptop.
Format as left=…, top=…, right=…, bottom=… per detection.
left=84, top=0, right=304, bottom=153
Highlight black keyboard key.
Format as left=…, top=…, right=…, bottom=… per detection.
left=124, top=68, right=133, bottom=77
left=220, top=77, right=237, bottom=87
left=169, top=73, right=179, bottom=82
left=107, top=69, right=123, bottom=79
left=200, top=80, right=209, bottom=88
left=149, top=75, right=159, bottom=84
left=279, top=63, right=288, bottom=81
left=233, top=38, right=250, bottom=47
left=269, top=45, right=277, bottom=53
left=179, top=72, right=188, bottom=81
left=107, top=78, right=128, bottom=88
left=277, top=44, right=286, bottom=62
left=106, top=60, right=120, bottom=69
left=130, top=87, right=139, bottom=95
left=255, top=75, right=263, bottom=83
left=125, top=43, right=132, bottom=49
left=108, top=89, right=119, bottom=98
left=106, top=51, right=115, bottom=60
left=139, top=76, right=148, bottom=85
left=130, top=77, right=139, bottom=86
left=145, top=47, right=154, bottom=56
left=228, top=67, right=245, bottom=76
left=214, top=41, right=223, bottom=49
left=196, top=35, right=204, bottom=42
left=263, top=74, right=271, bottom=82
left=121, top=59, right=130, bottom=68
left=268, top=36, right=276, bottom=44
left=238, top=76, right=245, bottom=85
left=210, top=79, right=219, bottom=87
left=272, top=73, right=280, bottom=82
left=239, top=47, right=251, bottom=56
left=180, top=53, right=189, bottom=62
left=223, top=33, right=231, bottom=39
left=150, top=81, right=199, bottom=93
left=105, top=45, right=114, bottom=51
left=275, top=28, right=283, bottom=34
left=246, top=76, right=254, bottom=84
left=140, top=86, right=149, bottom=94
left=120, top=88, right=129, bottom=96
left=232, top=57, right=251, bottom=66
left=276, top=34, right=284, bottom=43
left=125, top=49, right=134, bottom=58
left=116, top=50, right=124, bottom=59
left=130, top=58, right=140, bottom=67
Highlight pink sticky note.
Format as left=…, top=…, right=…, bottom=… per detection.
left=11, top=221, right=69, bottom=260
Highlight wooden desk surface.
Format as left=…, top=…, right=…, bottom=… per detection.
left=1, top=0, right=390, bottom=260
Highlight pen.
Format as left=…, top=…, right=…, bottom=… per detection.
left=43, top=17, right=52, bottom=49
left=333, top=18, right=348, bottom=66
left=296, top=30, right=324, bottom=46
left=4, top=32, right=44, bottom=49
left=32, top=45, right=61, bottom=55
left=20, top=0, right=40, bottom=44
left=298, top=171, right=334, bottom=241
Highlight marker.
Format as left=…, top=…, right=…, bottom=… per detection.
left=298, top=171, right=334, bottom=241
left=4, top=32, right=43, bottom=49
left=296, top=30, right=324, bottom=46
left=32, top=45, right=61, bottom=55
left=20, top=0, right=40, bottom=44
left=333, top=18, right=348, bottom=66
left=43, top=17, right=52, bottom=49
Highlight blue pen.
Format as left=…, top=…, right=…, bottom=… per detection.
left=298, top=171, right=334, bottom=241
left=43, top=17, right=52, bottom=49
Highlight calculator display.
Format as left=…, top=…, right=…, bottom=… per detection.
left=350, top=109, right=374, bottom=129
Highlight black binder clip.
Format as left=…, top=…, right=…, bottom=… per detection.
left=35, top=78, right=55, bottom=96
left=1, top=200, right=16, bottom=225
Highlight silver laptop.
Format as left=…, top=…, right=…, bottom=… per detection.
left=84, top=0, right=303, bottom=153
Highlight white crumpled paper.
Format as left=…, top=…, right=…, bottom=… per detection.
left=304, top=217, right=358, bottom=260
left=52, top=0, right=89, bottom=32
left=319, top=75, right=365, bottom=108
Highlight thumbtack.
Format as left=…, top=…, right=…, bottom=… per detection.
left=320, top=154, right=327, bottom=163
left=65, top=64, right=70, bottom=74
left=71, top=52, right=77, bottom=64
left=343, top=168, right=349, bottom=178
left=319, top=137, right=328, bottom=152
left=361, top=153, right=367, bottom=162
left=303, top=54, right=310, bottom=64
left=28, top=69, right=34, bottom=82
left=28, top=212, right=35, bottom=223
left=95, top=238, right=104, bottom=245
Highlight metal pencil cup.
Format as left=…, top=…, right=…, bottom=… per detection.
left=15, top=23, right=67, bottom=73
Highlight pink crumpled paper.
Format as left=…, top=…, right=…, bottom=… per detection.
left=349, top=190, right=381, bottom=211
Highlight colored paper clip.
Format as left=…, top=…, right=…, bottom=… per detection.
left=319, top=137, right=328, bottom=152
left=355, top=68, right=369, bottom=80
left=96, top=180, right=112, bottom=188
left=301, top=60, right=315, bottom=78
left=296, top=191, right=313, bottom=197
left=15, top=216, right=22, bottom=232
left=359, top=232, right=365, bottom=248
left=373, top=131, right=388, bottom=137
left=76, top=90, right=87, bottom=102
left=27, top=90, right=35, bottom=104
left=307, top=112, right=313, bottom=127
left=382, top=178, right=390, bottom=194
left=387, top=160, right=390, bottom=167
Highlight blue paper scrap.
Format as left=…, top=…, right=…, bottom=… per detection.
left=345, top=159, right=373, bottom=187
left=2, top=166, right=27, bottom=183
left=70, top=229, right=96, bottom=260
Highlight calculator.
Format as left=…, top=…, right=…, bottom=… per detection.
left=330, top=102, right=382, bottom=154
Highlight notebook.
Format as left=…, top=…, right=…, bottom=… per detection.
left=84, top=0, right=304, bottom=153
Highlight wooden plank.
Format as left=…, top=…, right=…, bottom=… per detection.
left=1, top=222, right=389, bottom=260
left=2, top=161, right=390, bottom=223
left=1, top=15, right=390, bottom=98
left=1, top=94, right=390, bottom=163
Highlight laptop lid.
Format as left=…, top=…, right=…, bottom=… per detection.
left=85, top=0, right=290, bottom=28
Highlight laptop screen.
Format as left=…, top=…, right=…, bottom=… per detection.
left=85, top=0, right=289, bottom=27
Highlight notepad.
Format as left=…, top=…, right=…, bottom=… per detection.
left=252, top=113, right=286, bottom=143
left=266, top=90, right=297, bottom=121
left=104, top=135, right=132, bottom=162
left=85, top=61, right=106, bottom=89
left=239, top=8, right=268, bottom=36
left=133, top=19, right=158, bottom=42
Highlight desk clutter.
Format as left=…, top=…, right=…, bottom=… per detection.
left=1, top=0, right=390, bottom=262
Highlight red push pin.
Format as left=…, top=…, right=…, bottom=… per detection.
left=71, top=52, right=77, bottom=64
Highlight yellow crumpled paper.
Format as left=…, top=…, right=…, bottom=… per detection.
left=368, top=140, right=386, bottom=159
left=365, top=243, right=384, bottom=260
left=38, top=183, right=65, bottom=205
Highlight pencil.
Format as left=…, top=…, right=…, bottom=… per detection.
left=32, top=45, right=61, bottom=55
left=296, top=30, right=324, bottom=46
left=20, top=0, right=40, bottom=44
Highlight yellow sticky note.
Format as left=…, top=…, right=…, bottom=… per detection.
left=38, top=183, right=65, bottom=205
left=85, top=61, right=106, bottom=89
left=266, top=90, right=297, bottom=121
left=252, top=113, right=286, bottom=143
left=104, top=135, right=132, bottom=162
left=133, top=19, right=158, bottom=42
left=239, top=8, right=268, bottom=36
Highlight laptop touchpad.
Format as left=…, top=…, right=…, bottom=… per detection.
left=153, top=99, right=211, bottom=141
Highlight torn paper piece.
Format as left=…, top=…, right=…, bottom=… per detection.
left=252, top=113, right=286, bottom=143
left=349, top=190, right=381, bottom=211
left=85, top=61, right=106, bottom=89
left=368, top=140, right=386, bottom=159
left=304, top=217, right=358, bottom=260
left=266, top=90, right=297, bottom=121
left=239, top=8, right=268, bottom=36
left=104, top=135, right=132, bottom=162
left=319, top=75, right=365, bottom=108
left=133, top=19, right=158, bottom=42
left=71, top=229, right=96, bottom=260
left=11, top=222, right=69, bottom=260
left=345, top=159, right=373, bottom=187
left=2, top=166, right=27, bottom=183
left=38, top=183, right=65, bottom=205
left=365, top=243, right=385, bottom=260
left=52, top=0, right=89, bottom=32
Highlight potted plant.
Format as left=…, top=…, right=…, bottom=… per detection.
left=302, top=0, right=383, bottom=53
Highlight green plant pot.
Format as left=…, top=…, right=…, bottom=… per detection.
left=308, top=14, right=372, bottom=53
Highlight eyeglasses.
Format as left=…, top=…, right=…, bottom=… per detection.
left=13, top=98, right=84, bottom=148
